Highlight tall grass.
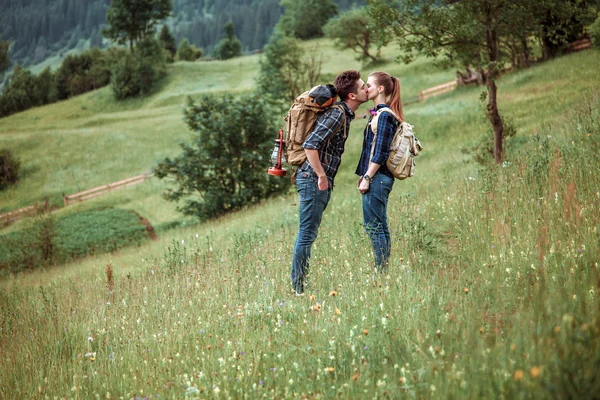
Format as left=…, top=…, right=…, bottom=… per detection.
left=0, top=50, right=599, bottom=397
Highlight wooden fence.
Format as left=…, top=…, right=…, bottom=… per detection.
left=1, top=200, right=50, bottom=226
left=419, top=80, right=458, bottom=102
left=567, top=38, right=592, bottom=52
left=63, top=173, right=151, bottom=206
left=0, top=174, right=152, bottom=226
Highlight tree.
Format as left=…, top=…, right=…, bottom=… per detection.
left=159, top=25, right=177, bottom=61
left=213, top=22, right=242, bottom=60
left=276, top=0, right=338, bottom=39
left=257, top=32, right=323, bottom=105
left=368, top=0, right=592, bottom=164
left=324, top=7, right=381, bottom=63
left=154, top=93, right=290, bottom=221
left=102, top=0, right=172, bottom=52
left=0, top=40, right=10, bottom=73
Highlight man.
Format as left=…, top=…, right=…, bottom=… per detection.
left=291, top=70, right=368, bottom=295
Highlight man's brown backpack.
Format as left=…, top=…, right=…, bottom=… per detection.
left=284, top=85, right=346, bottom=167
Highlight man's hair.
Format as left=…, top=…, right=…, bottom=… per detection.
left=334, top=70, right=361, bottom=101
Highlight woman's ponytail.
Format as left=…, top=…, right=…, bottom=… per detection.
left=389, top=76, right=405, bottom=122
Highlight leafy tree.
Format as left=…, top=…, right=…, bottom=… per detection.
left=0, top=39, right=9, bottom=73
left=537, top=1, right=598, bottom=60
left=154, top=93, right=290, bottom=221
left=368, top=0, right=593, bottom=164
left=257, top=32, right=323, bottom=105
left=159, top=25, right=177, bottom=61
left=213, top=22, right=242, bottom=60
left=276, top=0, right=338, bottom=39
left=177, top=38, right=203, bottom=61
left=324, top=7, right=380, bottom=63
left=590, top=13, right=600, bottom=47
left=0, top=148, right=20, bottom=190
left=102, top=0, right=171, bottom=52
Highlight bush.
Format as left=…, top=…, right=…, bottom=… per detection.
left=589, top=14, right=600, bottom=48
left=0, top=208, right=150, bottom=273
left=54, top=47, right=110, bottom=100
left=154, top=93, right=290, bottom=221
left=177, top=38, right=203, bottom=61
left=110, top=38, right=167, bottom=100
left=0, top=148, right=20, bottom=189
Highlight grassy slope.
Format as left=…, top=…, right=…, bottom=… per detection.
left=0, top=39, right=452, bottom=232
left=0, top=42, right=598, bottom=398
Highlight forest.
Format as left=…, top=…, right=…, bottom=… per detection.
left=0, top=0, right=365, bottom=69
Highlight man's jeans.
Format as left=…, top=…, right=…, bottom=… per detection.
left=362, top=172, right=394, bottom=272
left=291, top=171, right=331, bottom=293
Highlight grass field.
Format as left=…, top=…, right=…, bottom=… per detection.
left=0, top=42, right=599, bottom=399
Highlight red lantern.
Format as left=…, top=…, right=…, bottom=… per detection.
left=268, top=129, right=287, bottom=177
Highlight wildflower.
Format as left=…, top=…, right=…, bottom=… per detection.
left=399, top=377, right=406, bottom=384
left=329, top=290, right=337, bottom=297
left=363, top=329, right=369, bottom=336
left=513, top=370, right=524, bottom=381
left=327, top=367, right=335, bottom=373
left=335, top=308, right=341, bottom=315
left=464, top=288, right=469, bottom=294
left=530, top=366, right=541, bottom=379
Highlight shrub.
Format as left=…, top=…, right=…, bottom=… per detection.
left=110, top=38, right=167, bottom=100
left=154, top=93, right=290, bottom=221
left=0, top=148, right=20, bottom=189
left=54, top=48, right=110, bottom=100
left=177, top=38, right=203, bottom=61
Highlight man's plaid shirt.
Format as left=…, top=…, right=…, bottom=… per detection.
left=299, top=101, right=355, bottom=189
left=355, top=103, right=399, bottom=179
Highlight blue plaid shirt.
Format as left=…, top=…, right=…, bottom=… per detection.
left=355, top=104, right=399, bottom=179
left=299, top=101, right=355, bottom=188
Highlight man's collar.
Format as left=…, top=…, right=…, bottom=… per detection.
left=339, top=101, right=355, bottom=119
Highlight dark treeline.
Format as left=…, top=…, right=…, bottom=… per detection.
left=0, top=0, right=365, bottom=69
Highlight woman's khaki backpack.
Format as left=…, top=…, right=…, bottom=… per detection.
left=370, top=107, right=423, bottom=180
left=284, top=85, right=346, bottom=167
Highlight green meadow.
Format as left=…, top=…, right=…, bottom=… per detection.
left=0, top=40, right=599, bottom=399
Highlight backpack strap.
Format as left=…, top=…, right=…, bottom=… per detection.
left=369, top=107, right=400, bottom=162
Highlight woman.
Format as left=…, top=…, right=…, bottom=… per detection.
left=355, top=71, right=404, bottom=273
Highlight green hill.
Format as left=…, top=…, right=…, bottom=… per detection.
left=0, top=41, right=598, bottom=398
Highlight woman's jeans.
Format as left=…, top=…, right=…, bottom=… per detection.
left=291, top=171, right=331, bottom=293
left=362, top=173, right=394, bottom=272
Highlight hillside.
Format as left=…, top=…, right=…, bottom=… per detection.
left=0, top=40, right=599, bottom=398
left=0, top=40, right=452, bottom=229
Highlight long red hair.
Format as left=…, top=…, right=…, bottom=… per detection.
left=369, top=71, right=405, bottom=122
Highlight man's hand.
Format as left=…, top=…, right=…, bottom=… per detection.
left=318, top=175, right=329, bottom=191
left=358, top=178, right=370, bottom=194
